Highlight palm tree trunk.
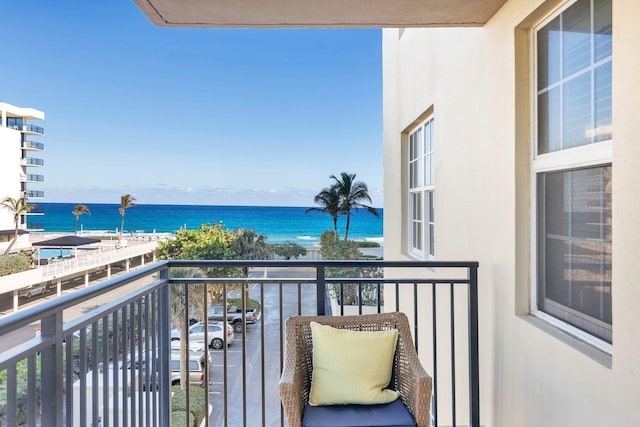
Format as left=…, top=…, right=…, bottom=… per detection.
left=344, top=212, right=351, bottom=241
left=333, top=216, right=338, bottom=236
left=75, top=218, right=78, bottom=236
left=120, top=215, right=125, bottom=240
left=3, top=224, right=19, bottom=255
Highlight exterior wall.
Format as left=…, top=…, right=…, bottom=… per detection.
left=0, top=126, right=24, bottom=251
left=382, top=1, right=640, bottom=426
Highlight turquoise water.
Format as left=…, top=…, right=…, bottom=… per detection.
left=33, top=203, right=384, bottom=246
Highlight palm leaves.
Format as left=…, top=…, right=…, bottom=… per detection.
left=119, top=194, right=136, bottom=240
left=232, top=228, right=272, bottom=276
left=1, top=197, right=35, bottom=255
left=72, top=204, right=91, bottom=236
left=308, top=172, right=379, bottom=240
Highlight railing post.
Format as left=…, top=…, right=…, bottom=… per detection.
left=316, top=265, right=326, bottom=316
left=158, top=265, right=171, bottom=427
left=40, top=312, right=63, bottom=427
left=468, top=263, right=480, bottom=427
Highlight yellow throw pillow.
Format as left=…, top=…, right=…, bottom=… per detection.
left=308, top=321, right=400, bottom=406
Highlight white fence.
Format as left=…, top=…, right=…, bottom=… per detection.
left=39, top=241, right=158, bottom=279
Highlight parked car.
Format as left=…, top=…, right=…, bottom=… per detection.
left=172, top=321, right=234, bottom=350
left=170, top=350, right=209, bottom=387
left=207, top=304, right=258, bottom=333
left=19, top=283, right=48, bottom=298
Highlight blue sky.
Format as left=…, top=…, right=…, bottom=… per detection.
left=2, top=2, right=382, bottom=207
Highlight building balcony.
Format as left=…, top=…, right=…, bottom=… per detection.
left=0, top=260, right=480, bottom=427
left=21, top=157, right=44, bottom=167
left=26, top=206, right=45, bottom=215
left=21, top=174, right=45, bottom=183
left=22, top=124, right=45, bottom=135
left=26, top=222, right=45, bottom=231
left=24, top=190, right=44, bottom=198
left=22, top=140, right=45, bottom=151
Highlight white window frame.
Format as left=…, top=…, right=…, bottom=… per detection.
left=530, top=0, right=612, bottom=352
left=408, top=117, right=435, bottom=259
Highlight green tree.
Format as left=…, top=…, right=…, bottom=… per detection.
left=330, top=172, right=379, bottom=241
left=118, top=194, right=136, bottom=240
left=170, top=267, right=204, bottom=390
left=305, top=186, right=341, bottom=236
left=271, top=242, right=307, bottom=260
left=1, top=197, right=35, bottom=255
left=231, top=228, right=272, bottom=276
left=72, top=204, right=91, bottom=236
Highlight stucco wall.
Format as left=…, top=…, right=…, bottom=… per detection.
left=383, top=0, right=640, bottom=425
left=0, top=127, right=23, bottom=231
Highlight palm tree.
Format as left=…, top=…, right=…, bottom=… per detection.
left=1, top=197, right=35, bottom=255
left=169, top=267, right=204, bottom=390
left=232, top=229, right=272, bottom=277
left=118, top=194, right=136, bottom=240
left=72, top=204, right=91, bottom=236
left=330, top=172, right=379, bottom=241
left=305, top=186, right=341, bottom=236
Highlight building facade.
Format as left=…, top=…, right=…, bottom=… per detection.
left=0, top=102, right=45, bottom=253
left=383, top=0, right=638, bottom=425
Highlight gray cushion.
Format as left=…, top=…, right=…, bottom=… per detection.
left=302, top=399, right=416, bottom=427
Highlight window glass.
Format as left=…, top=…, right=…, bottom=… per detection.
left=535, top=0, right=612, bottom=344
left=537, top=166, right=612, bottom=339
left=537, top=15, right=561, bottom=90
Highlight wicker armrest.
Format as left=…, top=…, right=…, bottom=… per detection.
left=394, top=330, right=433, bottom=426
left=279, top=356, right=305, bottom=427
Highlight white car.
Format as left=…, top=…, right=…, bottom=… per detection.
left=181, top=321, right=234, bottom=350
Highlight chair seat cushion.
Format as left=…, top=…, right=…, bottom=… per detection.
left=302, top=399, right=416, bottom=427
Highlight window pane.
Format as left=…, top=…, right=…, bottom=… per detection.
left=425, top=121, right=431, bottom=153
left=537, top=15, right=561, bottom=89
left=538, top=166, right=612, bottom=341
left=563, top=72, right=592, bottom=149
left=562, top=0, right=591, bottom=78
left=594, top=61, right=612, bottom=142
left=538, top=87, right=561, bottom=154
left=594, top=0, right=612, bottom=62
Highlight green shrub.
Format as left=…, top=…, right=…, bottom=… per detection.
left=172, top=386, right=206, bottom=426
left=171, top=410, right=194, bottom=427
left=0, top=254, right=31, bottom=277
left=271, top=242, right=307, bottom=259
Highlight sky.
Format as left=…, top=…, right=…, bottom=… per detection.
left=1, top=1, right=383, bottom=207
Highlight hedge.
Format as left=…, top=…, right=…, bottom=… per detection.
left=172, top=386, right=206, bottom=426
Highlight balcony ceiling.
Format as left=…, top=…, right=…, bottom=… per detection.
left=133, top=0, right=506, bottom=28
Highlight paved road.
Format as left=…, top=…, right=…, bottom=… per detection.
left=207, top=268, right=318, bottom=427
left=0, top=258, right=148, bottom=354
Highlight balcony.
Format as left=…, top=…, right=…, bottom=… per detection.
left=22, top=140, right=45, bottom=151
left=21, top=174, right=45, bottom=183
left=24, top=190, right=44, bottom=198
left=22, top=124, right=45, bottom=135
left=0, top=260, right=479, bottom=426
left=26, top=222, right=44, bottom=231
left=21, top=157, right=44, bottom=167
left=27, top=206, right=45, bottom=215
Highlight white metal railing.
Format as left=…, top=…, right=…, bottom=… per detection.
left=40, top=242, right=158, bottom=279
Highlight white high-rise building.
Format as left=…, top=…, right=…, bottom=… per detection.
left=0, top=102, right=45, bottom=253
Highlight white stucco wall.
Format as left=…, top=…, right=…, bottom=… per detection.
left=0, top=127, right=23, bottom=231
left=383, top=0, right=640, bottom=426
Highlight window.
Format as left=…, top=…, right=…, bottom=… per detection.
left=408, top=117, right=435, bottom=258
left=533, top=0, right=612, bottom=344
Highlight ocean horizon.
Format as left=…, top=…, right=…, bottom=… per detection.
left=32, top=203, right=384, bottom=246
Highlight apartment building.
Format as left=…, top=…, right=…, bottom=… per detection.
left=0, top=102, right=45, bottom=253
left=383, top=0, right=638, bottom=425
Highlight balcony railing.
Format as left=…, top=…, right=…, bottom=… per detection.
left=26, top=222, right=45, bottom=231
left=24, top=190, right=44, bottom=198
left=22, top=140, right=45, bottom=151
left=22, top=174, right=45, bottom=182
left=21, top=157, right=44, bottom=167
left=24, top=124, right=45, bottom=135
left=0, top=260, right=479, bottom=427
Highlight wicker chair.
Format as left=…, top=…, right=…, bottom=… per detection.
left=279, top=312, right=432, bottom=427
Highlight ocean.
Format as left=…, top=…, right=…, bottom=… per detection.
left=33, top=203, right=384, bottom=246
